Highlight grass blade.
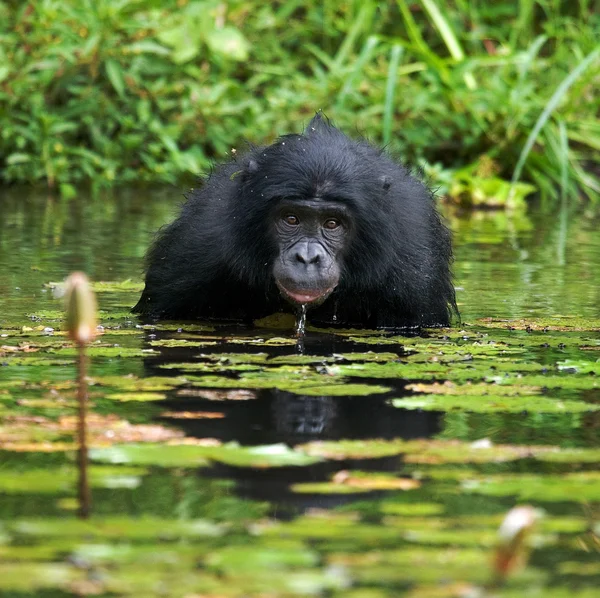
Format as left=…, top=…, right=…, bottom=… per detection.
left=558, top=120, right=569, bottom=200
left=419, top=0, right=476, bottom=89
left=333, top=3, right=376, bottom=70
left=383, top=45, right=404, bottom=146
left=556, top=120, right=569, bottom=266
left=509, top=46, right=600, bottom=199
left=337, top=35, right=379, bottom=108
left=395, top=0, right=448, bottom=78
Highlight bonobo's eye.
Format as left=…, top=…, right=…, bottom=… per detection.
left=323, top=219, right=341, bottom=230
left=283, top=215, right=299, bottom=226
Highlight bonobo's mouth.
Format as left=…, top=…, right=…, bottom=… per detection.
left=276, top=283, right=335, bottom=306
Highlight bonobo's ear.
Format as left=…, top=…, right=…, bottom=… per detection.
left=305, top=112, right=331, bottom=135
left=380, top=175, right=392, bottom=192
left=230, top=158, right=259, bottom=181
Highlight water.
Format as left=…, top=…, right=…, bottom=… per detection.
left=296, top=303, right=307, bottom=336
left=0, top=187, right=598, bottom=597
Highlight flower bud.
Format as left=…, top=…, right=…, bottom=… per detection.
left=493, top=505, right=541, bottom=580
left=65, top=272, right=97, bottom=344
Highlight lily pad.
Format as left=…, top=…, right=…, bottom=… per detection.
left=107, top=392, right=167, bottom=402
left=392, top=394, right=599, bottom=413
left=462, top=471, right=600, bottom=501
left=292, top=471, right=421, bottom=494
left=0, top=466, right=146, bottom=494
left=91, top=442, right=322, bottom=468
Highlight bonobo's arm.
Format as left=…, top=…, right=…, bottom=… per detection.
left=133, top=186, right=232, bottom=319
left=134, top=222, right=208, bottom=317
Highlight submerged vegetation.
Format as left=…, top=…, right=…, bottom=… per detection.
left=1, top=0, right=599, bottom=203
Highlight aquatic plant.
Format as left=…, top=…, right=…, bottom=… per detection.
left=64, top=272, right=98, bottom=518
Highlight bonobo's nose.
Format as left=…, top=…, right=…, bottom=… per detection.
left=294, top=241, right=324, bottom=265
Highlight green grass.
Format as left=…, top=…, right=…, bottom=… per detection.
left=0, top=0, right=599, bottom=205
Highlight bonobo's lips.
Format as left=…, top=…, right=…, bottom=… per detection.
left=277, top=283, right=335, bottom=306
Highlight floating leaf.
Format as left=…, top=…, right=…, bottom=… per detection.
left=91, top=442, right=322, bottom=468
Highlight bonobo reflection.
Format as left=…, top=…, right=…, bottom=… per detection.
left=160, top=388, right=441, bottom=514
left=160, top=389, right=440, bottom=447
left=134, top=114, right=456, bottom=328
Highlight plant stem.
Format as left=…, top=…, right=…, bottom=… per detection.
left=77, top=342, right=91, bottom=519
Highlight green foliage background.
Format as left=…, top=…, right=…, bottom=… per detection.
left=0, top=0, right=599, bottom=204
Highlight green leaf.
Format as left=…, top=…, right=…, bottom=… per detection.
left=127, top=41, right=170, bottom=56
left=105, top=59, right=126, bottom=99
left=59, top=183, right=77, bottom=199
left=206, top=27, right=250, bottom=62
left=91, top=442, right=322, bottom=468
left=157, top=26, right=202, bottom=64
left=6, top=153, right=31, bottom=165
left=157, top=27, right=186, bottom=48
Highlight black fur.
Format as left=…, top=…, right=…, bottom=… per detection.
left=133, top=115, right=457, bottom=328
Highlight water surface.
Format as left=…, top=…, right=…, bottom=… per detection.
left=0, top=188, right=598, bottom=597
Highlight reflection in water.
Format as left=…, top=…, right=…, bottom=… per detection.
left=274, top=393, right=336, bottom=437
left=160, top=386, right=440, bottom=514
left=449, top=204, right=600, bottom=320
left=272, top=391, right=441, bottom=441
left=0, top=187, right=176, bottom=322
left=143, top=324, right=442, bottom=514
left=159, top=387, right=440, bottom=446
left=144, top=324, right=426, bottom=443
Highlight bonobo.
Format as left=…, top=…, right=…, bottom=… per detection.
left=133, top=114, right=456, bottom=328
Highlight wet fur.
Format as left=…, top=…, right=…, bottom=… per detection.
left=133, top=115, right=457, bottom=328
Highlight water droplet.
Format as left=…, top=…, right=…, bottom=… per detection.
left=296, top=304, right=307, bottom=337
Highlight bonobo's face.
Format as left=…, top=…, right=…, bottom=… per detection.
left=271, top=199, right=350, bottom=306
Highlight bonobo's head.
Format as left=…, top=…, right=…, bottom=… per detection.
left=238, top=113, right=397, bottom=310
left=239, top=114, right=377, bottom=308
left=271, top=197, right=350, bottom=306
